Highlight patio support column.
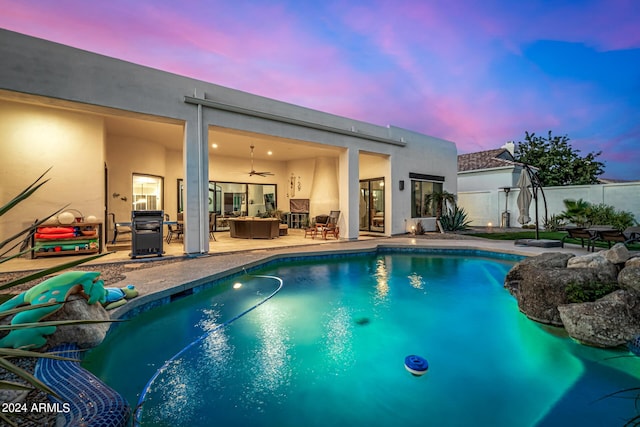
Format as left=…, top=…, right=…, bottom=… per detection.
left=182, top=102, right=209, bottom=254
left=339, top=147, right=359, bottom=240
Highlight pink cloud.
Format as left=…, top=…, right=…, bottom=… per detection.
left=1, top=0, right=638, bottom=179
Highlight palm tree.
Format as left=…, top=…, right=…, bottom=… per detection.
left=424, top=190, right=456, bottom=219
left=559, top=198, right=590, bottom=227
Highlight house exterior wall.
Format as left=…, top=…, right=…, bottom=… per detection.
left=0, top=99, right=105, bottom=235
left=1, top=29, right=457, bottom=253
left=107, top=136, right=168, bottom=225
left=458, top=167, right=520, bottom=193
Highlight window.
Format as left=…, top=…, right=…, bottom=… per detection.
left=132, top=174, right=163, bottom=211
left=177, top=179, right=277, bottom=230
left=411, top=180, right=443, bottom=218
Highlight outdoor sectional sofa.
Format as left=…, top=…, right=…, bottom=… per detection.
left=228, top=217, right=280, bottom=239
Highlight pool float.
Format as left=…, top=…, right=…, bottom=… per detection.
left=0, top=271, right=106, bottom=349
left=404, top=354, right=429, bottom=376
left=628, top=335, right=640, bottom=356
left=103, top=285, right=139, bottom=310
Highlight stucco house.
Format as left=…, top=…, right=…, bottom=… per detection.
left=457, top=143, right=640, bottom=228
left=457, top=143, right=523, bottom=193
left=0, top=29, right=457, bottom=256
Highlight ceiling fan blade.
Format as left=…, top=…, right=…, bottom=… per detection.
left=248, top=145, right=273, bottom=176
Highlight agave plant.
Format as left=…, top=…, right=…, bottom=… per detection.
left=439, top=205, right=472, bottom=232
left=0, top=169, right=107, bottom=426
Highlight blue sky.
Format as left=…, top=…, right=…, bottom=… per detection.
left=1, top=0, right=638, bottom=179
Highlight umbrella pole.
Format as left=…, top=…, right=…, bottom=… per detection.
left=534, top=187, right=539, bottom=240
left=524, top=164, right=540, bottom=240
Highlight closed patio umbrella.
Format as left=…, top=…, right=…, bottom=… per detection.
left=516, top=170, right=532, bottom=225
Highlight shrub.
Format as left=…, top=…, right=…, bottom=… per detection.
left=559, top=199, right=636, bottom=230
left=586, top=203, right=635, bottom=230
left=543, top=214, right=566, bottom=232
left=558, top=198, right=590, bottom=227
left=439, top=205, right=472, bottom=231
left=565, top=281, right=619, bottom=303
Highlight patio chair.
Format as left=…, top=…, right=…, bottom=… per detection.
left=108, top=212, right=132, bottom=244
left=322, top=210, right=341, bottom=239
left=166, top=214, right=184, bottom=244
left=625, top=226, right=640, bottom=244
left=304, top=214, right=329, bottom=239
left=209, top=213, right=217, bottom=241
left=561, top=227, right=595, bottom=251
left=595, top=226, right=640, bottom=249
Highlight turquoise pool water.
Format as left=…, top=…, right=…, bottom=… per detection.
left=84, top=252, right=640, bottom=426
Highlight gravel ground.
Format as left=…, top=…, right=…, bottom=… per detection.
left=0, top=256, right=188, bottom=296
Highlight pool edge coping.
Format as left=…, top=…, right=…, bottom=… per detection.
left=108, top=240, right=533, bottom=322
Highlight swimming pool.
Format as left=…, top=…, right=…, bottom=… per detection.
left=83, top=250, right=640, bottom=426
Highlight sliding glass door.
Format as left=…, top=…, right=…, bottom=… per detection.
left=359, top=178, right=385, bottom=232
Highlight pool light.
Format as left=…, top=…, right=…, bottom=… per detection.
left=233, top=282, right=242, bottom=289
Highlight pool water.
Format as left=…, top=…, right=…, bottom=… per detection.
left=83, top=253, right=640, bottom=426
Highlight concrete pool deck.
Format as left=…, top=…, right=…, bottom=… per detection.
left=96, top=232, right=590, bottom=320
left=0, top=228, right=595, bottom=320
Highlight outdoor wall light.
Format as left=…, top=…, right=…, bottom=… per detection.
left=399, top=180, right=405, bottom=191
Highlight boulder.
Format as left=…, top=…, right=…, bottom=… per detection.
left=43, top=294, right=111, bottom=350
left=558, top=290, right=640, bottom=347
left=619, top=266, right=640, bottom=294
left=516, top=267, right=616, bottom=326
left=603, top=243, right=630, bottom=265
left=626, top=256, right=640, bottom=268
left=566, top=252, right=619, bottom=280
left=504, top=252, right=574, bottom=297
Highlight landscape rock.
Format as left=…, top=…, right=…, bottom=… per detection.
left=558, top=290, right=640, bottom=347
left=566, top=252, right=619, bottom=280
left=618, top=266, right=640, bottom=294
left=503, top=252, right=574, bottom=297
left=603, top=243, right=630, bottom=265
left=516, top=267, right=616, bottom=326
left=43, top=294, right=111, bottom=350
left=626, top=256, right=640, bottom=268
left=567, top=251, right=609, bottom=269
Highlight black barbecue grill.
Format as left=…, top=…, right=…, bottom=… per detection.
left=131, top=210, right=164, bottom=258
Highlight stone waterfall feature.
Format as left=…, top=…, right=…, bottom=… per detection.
left=504, top=244, right=640, bottom=348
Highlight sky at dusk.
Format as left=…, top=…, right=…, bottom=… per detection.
left=1, top=0, right=639, bottom=180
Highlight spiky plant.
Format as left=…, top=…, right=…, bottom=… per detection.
left=0, top=169, right=107, bottom=426
left=439, top=205, right=472, bottom=232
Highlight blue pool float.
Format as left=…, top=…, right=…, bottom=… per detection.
left=628, top=335, right=640, bottom=356
left=404, top=355, right=429, bottom=376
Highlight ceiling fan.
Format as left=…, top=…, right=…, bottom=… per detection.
left=247, top=145, right=273, bottom=177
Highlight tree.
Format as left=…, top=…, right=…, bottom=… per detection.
left=512, top=131, right=604, bottom=186
left=424, top=190, right=456, bottom=219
